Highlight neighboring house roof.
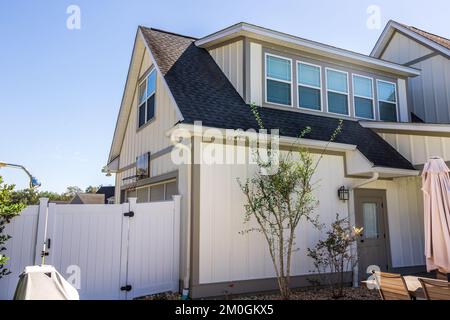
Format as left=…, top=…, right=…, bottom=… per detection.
left=96, top=186, right=115, bottom=204
left=138, top=27, right=414, bottom=171
left=70, top=193, right=105, bottom=204
left=371, top=20, right=450, bottom=58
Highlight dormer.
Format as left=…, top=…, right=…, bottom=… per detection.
left=196, top=22, right=420, bottom=122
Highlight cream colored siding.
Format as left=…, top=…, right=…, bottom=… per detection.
left=249, top=42, right=263, bottom=106
left=209, top=41, right=244, bottom=98
left=198, top=144, right=425, bottom=284
left=408, top=55, right=450, bottom=123
left=379, top=132, right=450, bottom=166
left=198, top=148, right=352, bottom=284
left=151, top=152, right=177, bottom=177
left=116, top=47, right=181, bottom=201
left=381, top=32, right=433, bottom=65
left=381, top=31, right=450, bottom=123
left=363, top=177, right=425, bottom=268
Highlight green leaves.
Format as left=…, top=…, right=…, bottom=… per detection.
left=0, top=175, right=26, bottom=279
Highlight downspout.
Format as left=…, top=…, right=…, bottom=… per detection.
left=348, top=171, right=379, bottom=287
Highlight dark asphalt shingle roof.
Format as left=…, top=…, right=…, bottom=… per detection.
left=139, top=26, right=414, bottom=171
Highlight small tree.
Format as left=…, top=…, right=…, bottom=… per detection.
left=0, top=176, right=25, bottom=279
left=238, top=104, right=342, bottom=299
left=307, top=214, right=363, bottom=298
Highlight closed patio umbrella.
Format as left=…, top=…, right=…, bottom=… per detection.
left=422, top=157, right=450, bottom=273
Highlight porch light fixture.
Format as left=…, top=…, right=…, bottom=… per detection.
left=338, top=186, right=349, bottom=201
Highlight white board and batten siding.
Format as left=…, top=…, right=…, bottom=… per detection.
left=198, top=149, right=352, bottom=284
left=379, top=132, right=450, bottom=166
left=209, top=40, right=244, bottom=98
left=198, top=144, right=425, bottom=284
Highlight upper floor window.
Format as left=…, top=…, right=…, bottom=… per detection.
left=297, top=62, right=321, bottom=110
left=353, top=75, right=374, bottom=119
left=265, top=54, right=292, bottom=106
left=138, top=68, right=157, bottom=128
left=377, top=80, right=397, bottom=122
left=326, top=68, right=349, bottom=115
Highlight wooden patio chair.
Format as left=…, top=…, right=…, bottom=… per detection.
left=419, top=278, right=450, bottom=300
left=373, top=271, right=413, bottom=300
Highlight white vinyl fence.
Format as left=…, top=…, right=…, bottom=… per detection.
left=0, top=196, right=181, bottom=300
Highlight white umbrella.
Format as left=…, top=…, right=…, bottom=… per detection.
left=422, top=157, right=450, bottom=273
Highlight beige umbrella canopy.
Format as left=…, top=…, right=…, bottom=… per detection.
left=422, top=157, right=450, bottom=273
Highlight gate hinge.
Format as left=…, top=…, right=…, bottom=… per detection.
left=121, top=285, right=132, bottom=292
left=124, top=211, right=134, bottom=217
left=41, top=251, right=49, bottom=257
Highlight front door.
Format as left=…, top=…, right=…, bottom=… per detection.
left=354, top=189, right=390, bottom=280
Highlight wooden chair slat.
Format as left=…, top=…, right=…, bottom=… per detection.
left=419, top=278, right=450, bottom=300
left=375, top=271, right=412, bottom=300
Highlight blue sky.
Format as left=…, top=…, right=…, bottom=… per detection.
left=1, top=0, right=449, bottom=192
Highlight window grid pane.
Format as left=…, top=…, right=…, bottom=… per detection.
left=363, top=203, right=378, bottom=239
left=377, top=81, right=396, bottom=102
left=298, top=63, right=320, bottom=88
left=327, top=69, right=348, bottom=93
left=147, top=70, right=157, bottom=96
left=298, top=86, right=321, bottom=110
left=355, top=97, right=374, bottom=119
left=353, top=76, right=373, bottom=98
left=379, top=101, right=397, bottom=121
left=328, top=91, right=348, bottom=115
left=138, top=81, right=146, bottom=105
left=267, top=79, right=291, bottom=105
left=267, top=55, right=291, bottom=81
left=138, top=103, right=146, bottom=127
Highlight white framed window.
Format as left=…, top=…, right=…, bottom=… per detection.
left=326, top=68, right=349, bottom=116
left=297, top=61, right=322, bottom=111
left=265, top=53, right=292, bottom=106
left=377, top=80, right=398, bottom=122
left=138, top=68, right=157, bottom=128
left=352, top=74, right=375, bottom=120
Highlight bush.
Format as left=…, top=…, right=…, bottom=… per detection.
left=307, top=214, right=362, bottom=298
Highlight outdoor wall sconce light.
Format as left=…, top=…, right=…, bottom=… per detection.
left=338, top=186, right=349, bottom=201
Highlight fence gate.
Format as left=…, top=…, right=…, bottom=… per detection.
left=0, top=196, right=180, bottom=300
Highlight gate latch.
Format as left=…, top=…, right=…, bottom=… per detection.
left=121, top=285, right=132, bottom=292
left=124, top=211, right=134, bottom=217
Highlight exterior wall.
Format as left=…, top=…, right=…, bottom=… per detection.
left=381, top=32, right=433, bottom=65
left=381, top=31, right=450, bottom=123
left=363, top=177, right=425, bottom=268
left=115, top=46, right=181, bottom=202
left=209, top=40, right=244, bottom=98
left=408, top=55, right=450, bottom=123
left=195, top=144, right=425, bottom=286
left=113, top=45, right=191, bottom=286
left=379, top=132, right=450, bottom=166
left=246, top=38, right=408, bottom=122
left=197, top=149, right=351, bottom=284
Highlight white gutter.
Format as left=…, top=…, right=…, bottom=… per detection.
left=348, top=172, right=380, bottom=288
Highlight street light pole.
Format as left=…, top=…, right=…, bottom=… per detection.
left=0, top=161, right=41, bottom=188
